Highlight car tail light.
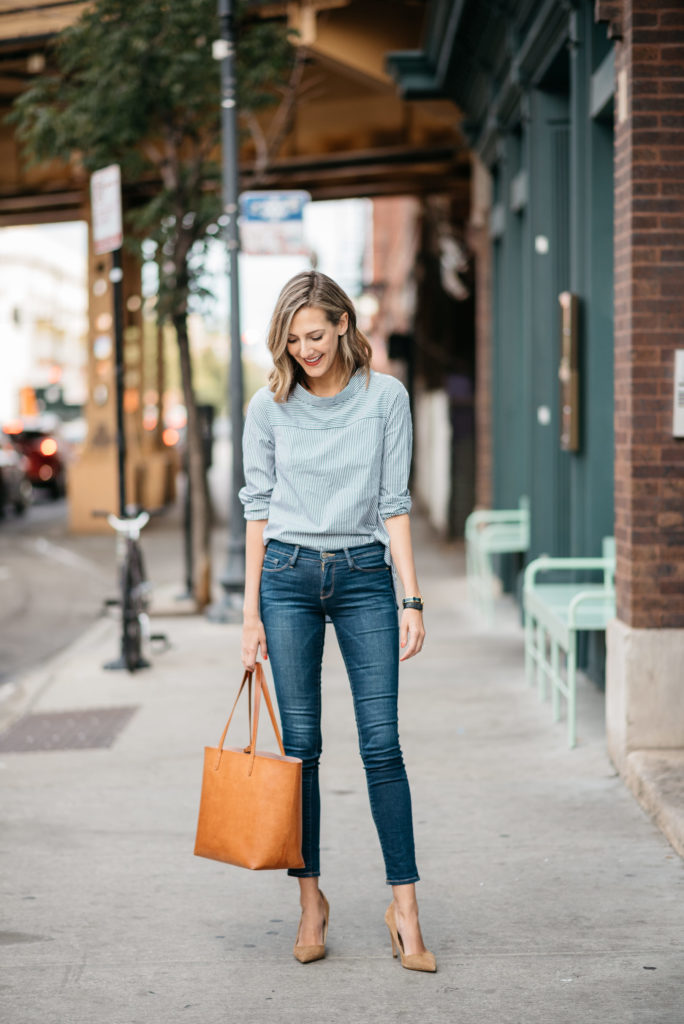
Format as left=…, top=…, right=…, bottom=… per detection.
left=40, top=437, right=58, bottom=457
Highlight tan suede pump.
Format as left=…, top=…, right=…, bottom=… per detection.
left=293, top=892, right=330, bottom=963
left=384, top=902, right=436, bottom=973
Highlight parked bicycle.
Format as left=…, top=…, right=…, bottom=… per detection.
left=94, top=507, right=166, bottom=672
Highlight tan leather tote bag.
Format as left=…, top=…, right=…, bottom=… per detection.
left=194, top=662, right=305, bottom=870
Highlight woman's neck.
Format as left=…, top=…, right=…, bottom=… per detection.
left=302, top=367, right=351, bottom=398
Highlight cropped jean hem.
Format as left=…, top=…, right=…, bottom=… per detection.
left=287, top=869, right=320, bottom=878
left=386, top=874, right=420, bottom=886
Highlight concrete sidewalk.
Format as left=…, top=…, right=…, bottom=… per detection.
left=2, top=524, right=683, bottom=1024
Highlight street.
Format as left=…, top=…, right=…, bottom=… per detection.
left=0, top=434, right=234, bottom=690
left=0, top=495, right=113, bottom=687
left=0, top=486, right=207, bottom=689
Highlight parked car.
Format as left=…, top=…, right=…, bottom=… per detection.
left=4, top=423, right=67, bottom=499
left=0, top=439, right=32, bottom=517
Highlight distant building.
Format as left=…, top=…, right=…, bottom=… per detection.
left=0, top=224, right=88, bottom=422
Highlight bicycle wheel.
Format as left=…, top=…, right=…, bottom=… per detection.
left=122, top=539, right=145, bottom=672
left=131, top=542, right=152, bottom=664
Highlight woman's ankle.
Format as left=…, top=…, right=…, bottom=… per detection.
left=298, top=878, right=322, bottom=909
left=391, top=882, right=419, bottom=912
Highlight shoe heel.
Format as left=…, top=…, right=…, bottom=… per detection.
left=384, top=901, right=437, bottom=973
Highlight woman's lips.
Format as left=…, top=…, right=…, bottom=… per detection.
left=303, top=354, right=322, bottom=366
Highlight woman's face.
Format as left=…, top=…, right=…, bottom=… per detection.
left=286, top=305, right=349, bottom=392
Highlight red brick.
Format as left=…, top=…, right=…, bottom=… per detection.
left=634, top=28, right=684, bottom=42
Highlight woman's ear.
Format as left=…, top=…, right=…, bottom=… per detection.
left=338, top=311, right=349, bottom=336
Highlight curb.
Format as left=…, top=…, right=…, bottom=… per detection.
left=624, top=748, right=684, bottom=859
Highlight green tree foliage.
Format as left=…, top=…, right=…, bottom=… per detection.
left=11, top=0, right=294, bottom=311
left=9, top=0, right=295, bottom=606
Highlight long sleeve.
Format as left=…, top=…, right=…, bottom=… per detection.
left=238, top=391, right=275, bottom=521
left=378, top=386, right=412, bottom=520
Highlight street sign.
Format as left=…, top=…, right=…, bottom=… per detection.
left=239, top=190, right=310, bottom=255
left=91, top=165, right=123, bottom=255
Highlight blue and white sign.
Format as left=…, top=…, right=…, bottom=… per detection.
left=239, top=190, right=311, bottom=255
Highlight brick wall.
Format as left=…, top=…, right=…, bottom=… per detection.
left=610, top=0, right=684, bottom=628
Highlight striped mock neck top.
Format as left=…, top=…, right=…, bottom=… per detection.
left=238, top=369, right=412, bottom=557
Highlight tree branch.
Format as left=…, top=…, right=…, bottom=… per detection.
left=246, top=47, right=307, bottom=187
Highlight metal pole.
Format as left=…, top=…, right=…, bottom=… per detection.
left=111, top=248, right=127, bottom=517
left=208, top=0, right=246, bottom=621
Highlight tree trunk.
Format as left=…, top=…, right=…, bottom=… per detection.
left=174, top=310, right=212, bottom=609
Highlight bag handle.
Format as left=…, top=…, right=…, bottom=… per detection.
left=247, top=663, right=286, bottom=775
left=214, top=663, right=285, bottom=773
left=214, top=669, right=250, bottom=766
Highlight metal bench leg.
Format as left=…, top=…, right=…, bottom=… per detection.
left=483, top=551, right=495, bottom=627
left=466, top=540, right=474, bottom=602
left=536, top=622, right=546, bottom=700
left=551, top=639, right=560, bottom=722
left=472, top=542, right=484, bottom=615
left=536, top=622, right=545, bottom=699
left=524, top=610, right=534, bottom=686
left=567, top=633, right=577, bottom=748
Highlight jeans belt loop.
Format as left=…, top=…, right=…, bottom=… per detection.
left=343, top=547, right=354, bottom=568
left=289, top=544, right=300, bottom=567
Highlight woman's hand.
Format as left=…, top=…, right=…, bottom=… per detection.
left=399, top=608, right=425, bottom=661
left=241, top=615, right=268, bottom=672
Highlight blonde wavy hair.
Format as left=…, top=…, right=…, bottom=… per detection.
left=267, top=271, right=373, bottom=402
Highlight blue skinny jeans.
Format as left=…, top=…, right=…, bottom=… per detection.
left=259, top=539, right=420, bottom=886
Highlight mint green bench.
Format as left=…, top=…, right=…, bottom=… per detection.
left=523, top=537, right=616, bottom=747
left=465, top=497, right=530, bottom=622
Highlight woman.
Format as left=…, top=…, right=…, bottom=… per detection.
left=239, top=270, right=435, bottom=972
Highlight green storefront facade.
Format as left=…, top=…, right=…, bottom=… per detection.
left=390, top=0, right=616, bottom=565
left=390, top=0, right=620, bottom=681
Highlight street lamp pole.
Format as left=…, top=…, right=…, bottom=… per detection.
left=209, top=0, right=246, bottom=621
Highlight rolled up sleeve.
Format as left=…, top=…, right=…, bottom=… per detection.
left=238, top=393, right=275, bottom=521
left=378, top=387, right=412, bottom=520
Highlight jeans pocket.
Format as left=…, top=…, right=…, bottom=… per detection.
left=349, top=549, right=388, bottom=573
left=262, top=552, right=292, bottom=573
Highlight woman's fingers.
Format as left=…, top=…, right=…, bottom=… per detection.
left=241, top=622, right=264, bottom=671
left=259, top=624, right=268, bottom=662
left=399, top=610, right=425, bottom=661
left=400, top=617, right=410, bottom=651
